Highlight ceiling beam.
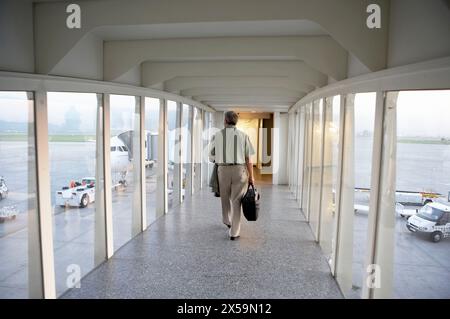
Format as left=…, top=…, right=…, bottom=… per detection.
left=181, top=87, right=304, bottom=97
left=164, top=76, right=314, bottom=93
left=106, top=37, right=345, bottom=82
left=141, top=61, right=326, bottom=88
left=34, top=0, right=389, bottom=78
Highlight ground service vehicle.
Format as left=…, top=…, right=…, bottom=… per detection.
left=56, top=177, right=95, bottom=208
left=407, top=202, right=450, bottom=242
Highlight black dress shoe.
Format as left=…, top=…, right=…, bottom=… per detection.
left=230, top=236, right=240, bottom=241
left=224, top=223, right=231, bottom=229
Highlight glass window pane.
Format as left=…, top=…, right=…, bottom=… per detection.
left=319, top=96, right=340, bottom=264
left=110, top=94, right=140, bottom=251
left=145, top=97, right=160, bottom=226
left=47, top=92, right=101, bottom=296
left=393, top=89, right=450, bottom=298
left=0, top=91, right=36, bottom=299
left=350, top=92, right=376, bottom=298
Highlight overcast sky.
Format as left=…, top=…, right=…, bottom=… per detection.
left=1, top=90, right=450, bottom=137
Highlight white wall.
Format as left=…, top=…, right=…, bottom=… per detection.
left=388, top=0, right=450, bottom=67
left=213, top=111, right=224, bottom=130
left=0, top=0, right=35, bottom=73
left=347, top=52, right=371, bottom=78
left=50, top=33, right=103, bottom=80
left=114, top=64, right=142, bottom=86
left=273, top=112, right=288, bottom=185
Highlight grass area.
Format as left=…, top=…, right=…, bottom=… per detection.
left=398, top=138, right=450, bottom=145
left=0, top=134, right=96, bottom=142
left=48, top=135, right=96, bottom=142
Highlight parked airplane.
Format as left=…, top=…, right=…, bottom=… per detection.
left=111, top=130, right=158, bottom=186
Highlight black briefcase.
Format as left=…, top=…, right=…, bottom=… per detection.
left=242, top=184, right=260, bottom=221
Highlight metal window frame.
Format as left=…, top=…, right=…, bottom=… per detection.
left=131, top=96, right=143, bottom=237
left=157, top=99, right=168, bottom=215
left=175, top=102, right=183, bottom=205
left=33, top=91, right=56, bottom=299
left=315, top=98, right=328, bottom=242
left=362, top=91, right=397, bottom=299
left=139, top=96, right=147, bottom=231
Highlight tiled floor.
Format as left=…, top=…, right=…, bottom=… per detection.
left=62, top=185, right=343, bottom=299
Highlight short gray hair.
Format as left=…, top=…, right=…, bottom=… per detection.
left=224, top=111, right=239, bottom=125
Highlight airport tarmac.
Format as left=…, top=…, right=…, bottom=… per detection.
left=0, top=140, right=449, bottom=298
left=0, top=141, right=163, bottom=297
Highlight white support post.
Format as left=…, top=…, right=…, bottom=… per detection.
left=272, top=112, right=280, bottom=185
left=157, top=99, right=168, bottom=215
left=297, top=107, right=306, bottom=203
left=33, top=91, right=56, bottom=299
left=196, top=108, right=203, bottom=192
left=315, top=98, right=328, bottom=242
left=174, top=102, right=182, bottom=205
left=294, top=110, right=300, bottom=203
left=362, top=92, right=397, bottom=299
left=300, top=106, right=310, bottom=211
left=103, top=94, right=114, bottom=258
left=139, top=96, right=147, bottom=231
left=331, top=94, right=355, bottom=291
left=132, top=97, right=143, bottom=236
left=200, top=109, right=205, bottom=189
left=27, top=92, right=43, bottom=299
left=190, top=106, right=195, bottom=195
left=94, top=94, right=107, bottom=266
left=288, top=114, right=292, bottom=190
left=306, top=103, right=316, bottom=222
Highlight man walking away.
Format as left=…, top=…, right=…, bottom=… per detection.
left=209, top=111, right=255, bottom=240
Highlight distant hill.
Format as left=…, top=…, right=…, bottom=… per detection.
left=0, top=120, right=28, bottom=133
left=0, top=120, right=70, bottom=134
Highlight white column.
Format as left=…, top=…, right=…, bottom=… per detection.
left=139, top=96, right=147, bottom=231
left=306, top=103, right=316, bottom=221
left=102, top=94, right=114, bottom=258
left=189, top=106, right=195, bottom=195
left=332, top=94, right=355, bottom=291
left=287, top=113, right=292, bottom=190
left=33, top=91, right=56, bottom=299
left=156, top=99, right=167, bottom=215
left=200, top=109, right=204, bottom=189
left=94, top=94, right=107, bottom=266
left=295, top=110, right=301, bottom=203
left=301, top=106, right=311, bottom=211
left=272, top=112, right=280, bottom=185
left=315, top=98, right=328, bottom=241
left=362, top=92, right=397, bottom=299
left=28, top=92, right=42, bottom=299
left=132, top=97, right=143, bottom=236
left=174, top=103, right=182, bottom=204
left=296, top=108, right=306, bottom=202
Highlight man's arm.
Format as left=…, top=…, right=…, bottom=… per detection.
left=244, top=134, right=255, bottom=184
left=246, top=157, right=254, bottom=185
